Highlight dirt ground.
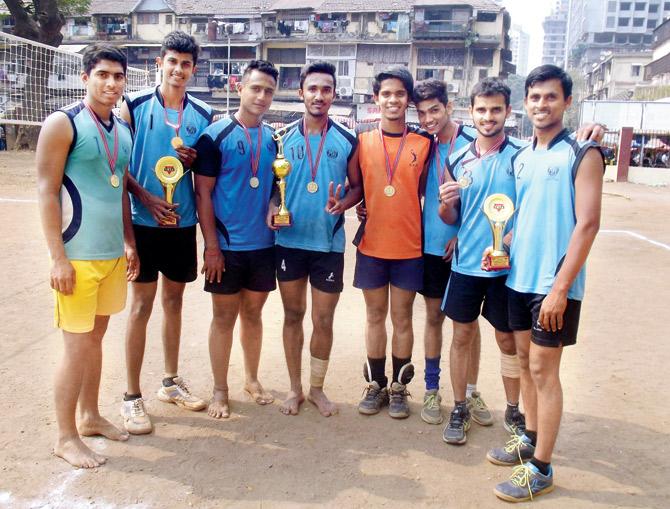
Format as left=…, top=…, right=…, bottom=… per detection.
left=0, top=151, right=668, bottom=509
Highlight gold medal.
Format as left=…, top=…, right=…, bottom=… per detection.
left=249, top=176, right=260, bottom=188
left=384, top=184, right=396, bottom=197
left=110, top=174, right=120, bottom=188
left=171, top=136, right=184, bottom=149
left=457, top=176, right=472, bottom=189
left=306, top=181, right=318, bottom=193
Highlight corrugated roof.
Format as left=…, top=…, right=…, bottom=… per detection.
left=414, top=0, right=501, bottom=10
left=172, top=0, right=274, bottom=15
left=270, top=0, right=322, bottom=10
left=89, top=0, right=137, bottom=15
left=316, top=0, right=410, bottom=12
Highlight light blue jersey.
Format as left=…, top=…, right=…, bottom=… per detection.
left=59, top=101, right=133, bottom=260
left=193, top=116, right=277, bottom=251
left=507, top=129, right=601, bottom=300
left=448, top=136, right=522, bottom=277
left=125, top=87, right=212, bottom=227
left=275, top=118, right=357, bottom=253
left=423, top=124, right=476, bottom=257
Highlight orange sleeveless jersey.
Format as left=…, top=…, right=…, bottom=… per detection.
left=357, top=123, right=432, bottom=259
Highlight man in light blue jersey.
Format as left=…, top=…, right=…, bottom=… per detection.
left=37, top=45, right=137, bottom=468
left=412, top=79, right=491, bottom=427
left=438, top=79, right=524, bottom=446
left=265, top=61, right=362, bottom=417
left=194, top=60, right=279, bottom=419
left=490, top=65, right=604, bottom=503
left=120, top=31, right=211, bottom=435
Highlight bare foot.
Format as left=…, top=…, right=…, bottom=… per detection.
left=79, top=416, right=129, bottom=441
left=279, top=391, right=304, bottom=416
left=54, top=436, right=107, bottom=469
left=308, top=386, right=338, bottom=417
left=244, top=381, right=274, bottom=405
left=208, top=389, right=230, bottom=419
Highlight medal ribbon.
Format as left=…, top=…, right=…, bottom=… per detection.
left=303, top=117, right=328, bottom=184
left=435, top=122, right=460, bottom=186
left=160, top=90, right=184, bottom=138
left=84, top=101, right=118, bottom=179
left=378, top=124, right=408, bottom=187
left=237, top=114, right=262, bottom=178
left=461, top=134, right=506, bottom=169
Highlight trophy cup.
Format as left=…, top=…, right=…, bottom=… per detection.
left=483, top=193, right=515, bottom=271
left=155, top=155, right=185, bottom=227
left=271, top=129, right=292, bottom=227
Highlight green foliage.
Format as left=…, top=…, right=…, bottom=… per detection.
left=506, top=74, right=526, bottom=111
left=59, top=0, right=91, bottom=17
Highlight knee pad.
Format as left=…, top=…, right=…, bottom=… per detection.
left=310, top=356, right=329, bottom=388
left=500, top=352, right=520, bottom=379
left=398, top=362, right=415, bottom=385
left=363, top=360, right=372, bottom=383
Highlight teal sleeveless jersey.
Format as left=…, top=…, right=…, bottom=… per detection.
left=59, top=101, right=133, bottom=260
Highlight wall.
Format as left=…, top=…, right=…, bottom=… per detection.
left=134, top=13, right=174, bottom=41
left=605, top=164, right=670, bottom=185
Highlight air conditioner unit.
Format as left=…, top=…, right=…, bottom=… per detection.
left=447, top=83, right=460, bottom=93
left=337, top=86, right=353, bottom=97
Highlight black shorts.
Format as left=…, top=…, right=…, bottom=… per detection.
left=133, top=224, right=197, bottom=283
left=419, top=253, right=452, bottom=299
left=442, top=271, right=511, bottom=332
left=275, top=245, right=344, bottom=293
left=353, top=251, right=424, bottom=292
left=204, top=247, right=276, bottom=294
left=508, top=289, right=581, bottom=347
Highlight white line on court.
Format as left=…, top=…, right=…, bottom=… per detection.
left=0, top=197, right=36, bottom=203
left=600, top=229, right=670, bottom=251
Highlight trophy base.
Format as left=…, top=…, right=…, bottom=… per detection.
left=486, top=253, right=510, bottom=271
left=272, top=213, right=292, bottom=227
left=159, top=217, right=179, bottom=228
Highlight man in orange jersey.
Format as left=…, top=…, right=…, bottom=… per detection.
left=354, top=66, right=432, bottom=419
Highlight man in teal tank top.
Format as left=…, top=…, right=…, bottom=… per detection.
left=37, top=44, right=138, bottom=469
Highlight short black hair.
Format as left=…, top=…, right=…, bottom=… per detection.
left=413, top=79, right=449, bottom=105
left=373, top=66, right=414, bottom=96
left=525, top=64, right=573, bottom=99
left=243, top=59, right=279, bottom=83
left=82, top=44, right=127, bottom=75
left=470, top=77, right=511, bottom=107
left=161, top=31, right=200, bottom=65
left=300, top=60, right=337, bottom=90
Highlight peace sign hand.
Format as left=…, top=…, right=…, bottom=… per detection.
left=325, top=181, right=344, bottom=215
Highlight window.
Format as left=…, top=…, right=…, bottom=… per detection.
left=165, top=15, right=172, bottom=25
left=453, top=67, right=463, bottom=79
left=649, top=3, right=659, bottom=12
left=337, top=60, right=349, bottom=76
left=629, top=34, right=642, bottom=42
left=137, top=13, right=159, bottom=24
left=618, top=17, right=630, bottom=25
left=478, top=68, right=488, bottom=79
left=416, top=68, right=444, bottom=80
left=633, top=17, right=645, bottom=25
left=476, top=12, right=497, bottom=22
left=607, top=16, right=616, bottom=27
left=620, top=2, right=631, bottom=9
left=267, top=48, right=306, bottom=64
left=648, top=18, right=658, bottom=27
left=632, top=64, right=641, bottom=76
left=278, top=67, right=301, bottom=89
left=608, top=0, right=617, bottom=10
left=634, top=2, right=646, bottom=9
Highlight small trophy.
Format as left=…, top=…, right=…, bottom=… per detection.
left=155, top=155, right=185, bottom=227
left=271, top=129, right=292, bottom=227
left=483, top=193, right=515, bottom=271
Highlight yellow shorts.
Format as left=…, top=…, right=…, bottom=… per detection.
left=54, top=257, right=127, bottom=333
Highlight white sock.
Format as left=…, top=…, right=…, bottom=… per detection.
left=466, top=384, right=477, bottom=398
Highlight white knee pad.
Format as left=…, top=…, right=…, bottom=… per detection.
left=310, top=356, right=329, bottom=388
left=500, top=352, right=520, bottom=379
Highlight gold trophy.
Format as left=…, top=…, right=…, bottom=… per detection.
left=155, top=155, right=185, bottom=227
left=271, top=129, right=292, bottom=227
left=483, top=193, right=515, bottom=270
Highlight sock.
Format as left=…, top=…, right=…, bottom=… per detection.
left=162, top=375, right=178, bottom=387
left=524, top=430, right=537, bottom=446
left=454, top=400, right=467, bottom=411
left=466, top=383, right=477, bottom=398
left=530, top=457, right=551, bottom=476
left=367, top=357, right=387, bottom=388
left=505, top=402, right=519, bottom=418
left=392, top=355, right=411, bottom=384
left=424, top=356, right=441, bottom=390
left=124, top=392, right=141, bottom=401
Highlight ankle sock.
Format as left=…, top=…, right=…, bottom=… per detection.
left=524, top=430, right=537, bottom=446
left=124, top=392, right=142, bottom=401
left=162, top=375, right=178, bottom=387
left=530, top=457, right=551, bottom=476
left=424, top=356, right=441, bottom=390
left=466, top=383, right=477, bottom=398
left=367, top=357, right=387, bottom=388
left=392, top=355, right=411, bottom=384
left=505, top=402, right=519, bottom=418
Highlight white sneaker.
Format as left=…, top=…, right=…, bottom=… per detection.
left=157, top=377, right=207, bottom=411
left=120, top=398, right=153, bottom=435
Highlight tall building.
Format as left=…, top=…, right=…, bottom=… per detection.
left=510, top=23, right=530, bottom=75
left=542, top=0, right=568, bottom=68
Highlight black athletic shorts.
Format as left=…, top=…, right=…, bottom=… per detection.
left=133, top=224, right=197, bottom=283
left=275, top=245, right=344, bottom=293
left=204, top=247, right=276, bottom=294
left=508, top=289, right=581, bottom=347
left=442, top=271, right=511, bottom=332
left=419, top=253, right=452, bottom=299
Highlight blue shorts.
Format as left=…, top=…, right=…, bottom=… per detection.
left=353, top=250, right=423, bottom=292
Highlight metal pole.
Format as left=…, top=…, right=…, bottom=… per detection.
left=226, top=27, right=231, bottom=116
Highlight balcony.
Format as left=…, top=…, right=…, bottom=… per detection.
left=412, top=20, right=468, bottom=40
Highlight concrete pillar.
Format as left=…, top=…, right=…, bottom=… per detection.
left=617, top=127, right=633, bottom=183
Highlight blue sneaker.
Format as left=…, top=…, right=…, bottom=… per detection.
left=486, top=433, right=535, bottom=466
left=494, top=462, right=554, bottom=502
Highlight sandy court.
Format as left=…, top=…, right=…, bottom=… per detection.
left=0, top=151, right=669, bottom=508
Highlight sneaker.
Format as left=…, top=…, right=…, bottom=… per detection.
left=420, top=389, right=443, bottom=425
left=358, top=381, right=389, bottom=415
left=157, top=377, right=207, bottom=411
left=504, top=405, right=526, bottom=436
left=466, top=391, right=494, bottom=426
left=120, top=398, right=153, bottom=435
left=388, top=382, right=410, bottom=419
left=486, top=433, right=535, bottom=466
left=493, top=462, right=554, bottom=502
left=442, top=404, right=471, bottom=445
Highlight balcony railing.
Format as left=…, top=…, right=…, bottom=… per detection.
left=412, top=20, right=468, bottom=40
